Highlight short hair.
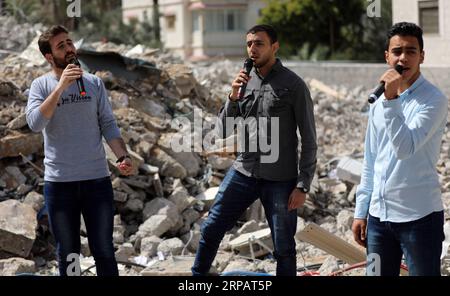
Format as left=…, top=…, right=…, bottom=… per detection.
left=38, top=25, right=69, bottom=56
left=385, top=22, right=424, bottom=51
left=247, top=24, right=278, bottom=44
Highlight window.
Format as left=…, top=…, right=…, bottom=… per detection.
left=166, top=15, right=176, bottom=30
left=192, top=11, right=200, bottom=32
left=419, top=0, right=439, bottom=34
left=204, top=9, right=245, bottom=32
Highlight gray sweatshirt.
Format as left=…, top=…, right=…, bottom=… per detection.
left=26, top=72, right=121, bottom=182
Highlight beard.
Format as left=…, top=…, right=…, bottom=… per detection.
left=52, top=52, right=76, bottom=69
left=254, top=55, right=270, bottom=69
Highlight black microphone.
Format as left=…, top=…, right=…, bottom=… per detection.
left=70, top=57, right=86, bottom=97
left=237, top=58, right=254, bottom=100
left=368, top=64, right=404, bottom=104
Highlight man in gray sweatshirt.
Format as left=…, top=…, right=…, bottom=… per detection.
left=26, top=25, right=133, bottom=276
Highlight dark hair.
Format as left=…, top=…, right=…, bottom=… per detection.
left=38, top=25, right=69, bottom=56
left=386, top=22, right=424, bottom=51
left=247, top=24, right=278, bottom=44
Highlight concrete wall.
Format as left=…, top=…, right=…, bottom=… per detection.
left=283, top=61, right=450, bottom=98
left=393, top=0, right=450, bottom=66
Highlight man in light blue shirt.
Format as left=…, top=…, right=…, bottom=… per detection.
left=352, top=22, right=447, bottom=276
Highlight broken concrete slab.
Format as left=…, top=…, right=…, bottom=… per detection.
left=336, top=156, right=362, bottom=184
left=236, top=220, right=259, bottom=236
left=229, top=228, right=273, bottom=258
left=77, top=48, right=161, bottom=84
left=0, top=257, right=36, bottom=276
left=0, top=200, right=37, bottom=257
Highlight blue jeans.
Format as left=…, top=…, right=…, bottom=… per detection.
left=44, top=176, right=118, bottom=276
left=192, top=168, right=298, bottom=276
left=367, top=211, right=444, bottom=276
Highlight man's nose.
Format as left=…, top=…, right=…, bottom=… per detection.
left=399, top=52, right=408, bottom=63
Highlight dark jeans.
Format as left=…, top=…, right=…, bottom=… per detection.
left=44, top=176, right=118, bottom=276
left=192, top=168, right=298, bottom=276
left=366, top=211, right=444, bottom=276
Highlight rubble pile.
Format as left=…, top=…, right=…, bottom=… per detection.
left=1, top=17, right=449, bottom=276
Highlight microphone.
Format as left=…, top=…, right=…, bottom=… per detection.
left=237, top=58, right=254, bottom=100
left=368, top=64, right=404, bottom=104
left=70, top=57, right=86, bottom=97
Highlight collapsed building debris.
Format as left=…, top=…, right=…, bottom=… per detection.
left=1, top=16, right=449, bottom=276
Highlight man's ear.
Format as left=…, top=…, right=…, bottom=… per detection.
left=272, top=41, right=280, bottom=54
left=420, top=50, right=425, bottom=64
left=384, top=50, right=389, bottom=64
left=44, top=53, right=54, bottom=66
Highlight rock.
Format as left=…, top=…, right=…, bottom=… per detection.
left=164, top=64, right=196, bottom=97
left=336, top=209, right=354, bottom=232
left=0, top=166, right=27, bottom=189
left=0, top=257, right=36, bottom=276
left=115, top=243, right=135, bottom=262
left=137, top=215, right=173, bottom=238
left=140, top=235, right=162, bottom=258
left=221, top=258, right=258, bottom=274
left=0, top=200, right=37, bottom=257
left=317, top=255, right=340, bottom=275
left=157, top=237, right=185, bottom=256
left=179, top=208, right=200, bottom=234
left=113, top=190, right=128, bottom=202
left=124, top=198, right=144, bottom=213
left=180, top=225, right=201, bottom=252
left=23, top=191, right=44, bottom=212
left=139, top=163, right=159, bottom=174
left=16, top=184, right=33, bottom=196
left=157, top=133, right=202, bottom=177
left=80, top=236, right=91, bottom=257
left=207, top=155, right=234, bottom=170
left=149, top=147, right=187, bottom=179
left=143, top=198, right=178, bottom=221
left=6, top=113, right=27, bottom=130
left=0, top=131, right=43, bottom=158
left=168, top=186, right=196, bottom=213
left=129, top=97, right=169, bottom=119
left=109, top=91, right=129, bottom=109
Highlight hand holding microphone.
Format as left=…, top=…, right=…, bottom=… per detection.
left=368, top=64, right=404, bottom=103
left=69, top=57, right=86, bottom=97
left=230, top=58, right=254, bottom=101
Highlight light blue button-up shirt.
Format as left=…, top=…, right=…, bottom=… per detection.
left=355, top=74, right=447, bottom=222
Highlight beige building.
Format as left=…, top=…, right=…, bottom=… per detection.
left=392, top=0, right=450, bottom=65
left=122, top=0, right=266, bottom=59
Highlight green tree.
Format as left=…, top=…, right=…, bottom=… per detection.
left=260, top=0, right=366, bottom=59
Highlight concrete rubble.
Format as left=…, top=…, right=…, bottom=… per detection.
left=1, top=16, right=449, bottom=276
